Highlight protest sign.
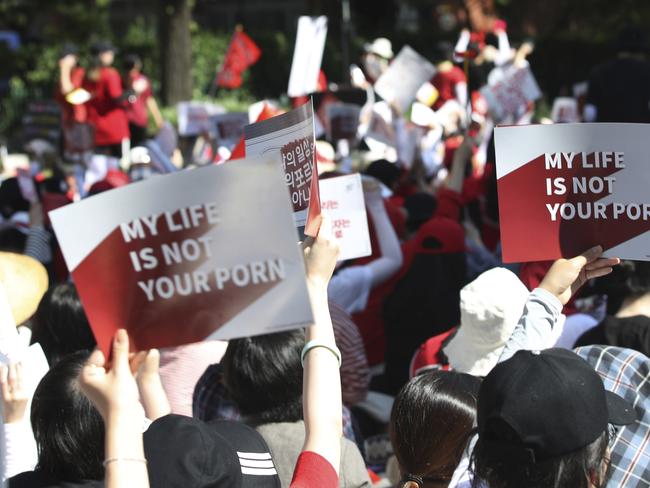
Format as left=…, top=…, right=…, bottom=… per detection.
left=211, top=112, right=250, bottom=147
left=550, top=97, right=579, bottom=123
left=287, top=16, right=328, bottom=97
left=244, top=101, right=321, bottom=238
left=49, top=156, right=314, bottom=355
left=495, top=123, right=650, bottom=263
left=177, top=101, right=225, bottom=136
left=374, top=46, right=436, bottom=114
left=21, top=100, right=61, bottom=146
left=481, top=64, right=541, bottom=122
left=326, top=103, right=361, bottom=142
left=319, top=174, right=371, bottom=261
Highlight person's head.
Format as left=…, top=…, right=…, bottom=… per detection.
left=58, top=43, right=78, bottom=64
left=443, top=268, right=530, bottom=377
left=593, top=260, right=650, bottom=314
left=403, top=193, right=437, bottom=233
left=31, top=351, right=104, bottom=481
left=615, top=24, right=647, bottom=55
left=471, top=348, right=636, bottom=488
left=365, top=159, right=401, bottom=191
left=222, top=329, right=305, bottom=425
left=390, top=371, right=481, bottom=488
left=124, top=53, right=142, bottom=74
left=91, top=41, right=115, bottom=66
left=30, top=283, right=96, bottom=366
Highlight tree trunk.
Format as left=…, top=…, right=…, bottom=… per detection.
left=160, top=0, right=193, bottom=105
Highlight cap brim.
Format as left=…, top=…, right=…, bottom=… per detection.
left=605, top=390, right=636, bottom=425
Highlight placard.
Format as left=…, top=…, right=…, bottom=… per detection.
left=319, top=174, right=371, bottom=261
left=481, top=64, right=541, bottom=122
left=244, top=101, right=321, bottom=237
left=49, top=156, right=313, bottom=354
left=211, top=112, right=250, bottom=147
left=550, top=97, right=579, bottom=123
left=374, top=46, right=436, bottom=114
left=495, top=123, right=650, bottom=263
left=287, top=16, right=328, bottom=97
left=177, top=101, right=225, bottom=136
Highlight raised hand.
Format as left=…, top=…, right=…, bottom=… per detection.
left=0, top=363, right=29, bottom=423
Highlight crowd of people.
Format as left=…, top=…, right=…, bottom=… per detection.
left=0, top=11, right=648, bottom=488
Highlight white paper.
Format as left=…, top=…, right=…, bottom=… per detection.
left=319, top=174, right=371, bottom=261
left=480, top=64, right=541, bottom=122
left=287, top=16, right=328, bottom=97
left=177, top=101, right=225, bottom=136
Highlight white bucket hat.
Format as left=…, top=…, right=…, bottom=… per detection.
left=364, top=37, right=394, bottom=59
left=443, top=267, right=529, bottom=377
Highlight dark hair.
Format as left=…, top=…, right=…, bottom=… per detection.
left=390, top=371, right=481, bottom=487
left=0, top=177, right=30, bottom=219
left=124, top=54, right=142, bottom=72
left=30, top=283, right=96, bottom=365
left=0, top=227, right=27, bottom=253
left=31, top=351, right=104, bottom=481
left=365, top=159, right=402, bottom=190
left=222, top=329, right=305, bottom=425
left=593, top=260, right=650, bottom=314
left=470, top=423, right=610, bottom=488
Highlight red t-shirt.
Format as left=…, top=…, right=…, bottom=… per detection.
left=124, top=73, right=152, bottom=128
left=83, top=67, right=129, bottom=146
left=55, top=67, right=87, bottom=123
left=290, top=451, right=338, bottom=488
left=432, top=65, right=466, bottom=110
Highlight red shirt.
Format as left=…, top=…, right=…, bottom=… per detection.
left=432, top=65, right=466, bottom=110
left=55, top=67, right=86, bottom=123
left=290, top=451, right=338, bottom=488
left=83, top=67, right=129, bottom=146
left=124, top=72, right=152, bottom=128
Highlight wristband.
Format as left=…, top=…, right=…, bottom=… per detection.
left=301, top=340, right=342, bottom=368
left=103, top=457, right=147, bottom=467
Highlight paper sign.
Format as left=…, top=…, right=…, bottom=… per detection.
left=550, top=97, right=579, bottom=123
left=211, top=112, right=250, bottom=147
left=49, top=156, right=314, bottom=354
left=244, top=101, right=321, bottom=238
left=326, top=104, right=361, bottom=142
left=319, top=174, right=371, bottom=261
left=177, top=101, right=225, bottom=136
left=288, top=16, right=328, bottom=97
left=481, top=64, right=541, bottom=122
left=495, top=123, right=650, bottom=263
left=374, top=46, right=437, bottom=114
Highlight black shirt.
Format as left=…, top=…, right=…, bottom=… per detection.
left=9, top=471, right=103, bottom=488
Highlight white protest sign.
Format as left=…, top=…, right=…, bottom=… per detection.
left=244, top=101, right=321, bottom=238
left=288, top=16, right=328, bottom=97
left=495, top=123, right=650, bottom=263
left=481, top=64, right=541, bottom=122
left=49, top=156, right=313, bottom=354
left=550, top=97, right=580, bottom=123
left=177, top=101, right=225, bottom=136
left=211, top=112, right=250, bottom=147
left=374, top=46, right=437, bottom=113
left=319, top=174, right=371, bottom=261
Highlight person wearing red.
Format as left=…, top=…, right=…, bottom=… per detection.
left=55, top=43, right=86, bottom=125
left=82, top=41, right=130, bottom=158
left=123, top=54, right=163, bottom=146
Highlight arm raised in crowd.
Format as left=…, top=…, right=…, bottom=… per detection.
left=363, top=178, right=403, bottom=287
left=296, top=219, right=343, bottom=483
left=499, top=246, right=619, bottom=362
left=78, top=330, right=149, bottom=488
left=130, top=349, right=171, bottom=421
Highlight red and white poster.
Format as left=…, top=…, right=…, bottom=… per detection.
left=49, top=156, right=313, bottom=355
left=319, top=174, right=371, bottom=261
left=244, top=101, right=321, bottom=238
left=481, top=65, right=541, bottom=122
left=495, top=123, right=650, bottom=263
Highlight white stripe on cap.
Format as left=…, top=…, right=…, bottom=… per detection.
left=237, top=452, right=277, bottom=476
left=237, top=451, right=272, bottom=460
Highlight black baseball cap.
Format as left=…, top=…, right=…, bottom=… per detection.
left=477, top=348, right=635, bottom=461
left=58, top=42, right=79, bottom=59
left=144, top=414, right=281, bottom=488
left=90, top=40, right=116, bottom=56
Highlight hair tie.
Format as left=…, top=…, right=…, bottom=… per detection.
left=401, top=474, right=424, bottom=487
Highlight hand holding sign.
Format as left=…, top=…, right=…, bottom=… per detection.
left=539, top=246, right=619, bottom=305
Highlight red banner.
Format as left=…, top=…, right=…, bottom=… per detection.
left=216, top=29, right=261, bottom=89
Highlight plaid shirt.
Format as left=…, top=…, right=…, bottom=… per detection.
left=574, top=345, right=650, bottom=488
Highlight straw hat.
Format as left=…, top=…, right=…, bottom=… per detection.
left=364, top=38, right=394, bottom=59
left=0, top=252, right=48, bottom=325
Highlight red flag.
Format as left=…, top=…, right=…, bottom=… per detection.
left=217, top=29, right=261, bottom=89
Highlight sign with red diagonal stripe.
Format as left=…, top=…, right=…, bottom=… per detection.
left=495, top=123, right=650, bottom=263
left=49, top=156, right=313, bottom=355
